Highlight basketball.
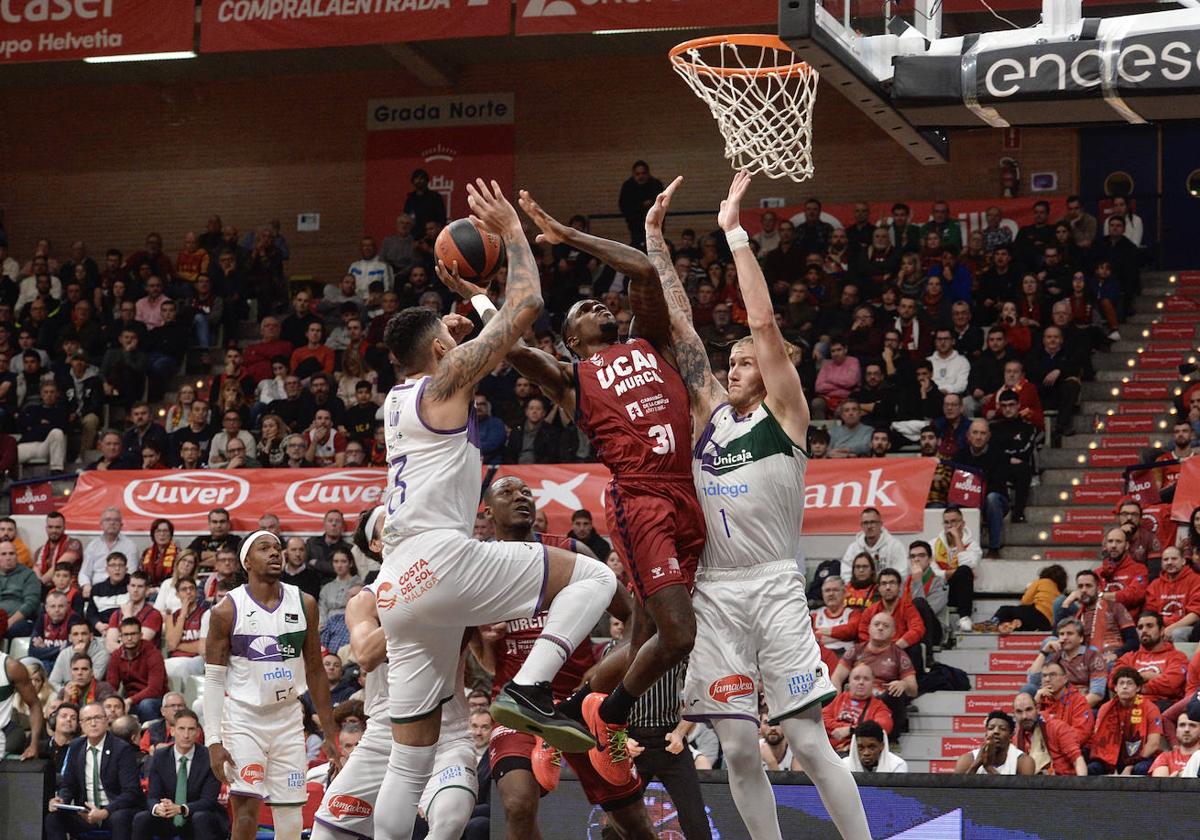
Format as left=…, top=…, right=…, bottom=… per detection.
left=434, top=217, right=506, bottom=279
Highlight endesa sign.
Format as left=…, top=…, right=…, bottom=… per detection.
left=200, top=0, right=509, bottom=53
left=0, top=0, right=193, bottom=64
left=516, top=0, right=775, bottom=36
left=62, top=458, right=935, bottom=536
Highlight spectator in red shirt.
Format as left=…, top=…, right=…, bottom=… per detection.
left=290, top=321, right=335, bottom=382
left=1114, top=611, right=1189, bottom=708
left=1034, top=660, right=1095, bottom=747
left=824, top=663, right=894, bottom=752
left=1162, top=647, right=1200, bottom=743
left=980, top=359, right=1044, bottom=428
left=1060, top=568, right=1137, bottom=660
left=1089, top=666, right=1164, bottom=775
left=833, top=611, right=918, bottom=735
left=124, top=232, right=174, bottom=282
left=1095, top=527, right=1149, bottom=615
left=104, top=571, right=163, bottom=653
left=1150, top=701, right=1200, bottom=776
left=31, top=511, right=82, bottom=586
left=28, top=590, right=82, bottom=674
left=105, top=615, right=167, bottom=722
left=857, top=568, right=926, bottom=671
left=1116, top=499, right=1163, bottom=577
left=1144, top=545, right=1200, bottom=643
left=1012, top=691, right=1087, bottom=776
left=243, top=315, right=294, bottom=383
left=208, top=346, right=256, bottom=405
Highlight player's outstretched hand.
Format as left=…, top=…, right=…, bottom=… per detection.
left=645, top=175, right=683, bottom=234
left=442, top=313, right=475, bottom=343
left=466, top=179, right=521, bottom=237
left=208, top=743, right=236, bottom=786
left=717, top=170, right=752, bottom=232
left=518, top=190, right=569, bottom=245
left=436, top=259, right=488, bottom=301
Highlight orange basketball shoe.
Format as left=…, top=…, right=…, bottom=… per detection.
left=582, top=692, right=634, bottom=786
left=531, top=739, right=563, bottom=792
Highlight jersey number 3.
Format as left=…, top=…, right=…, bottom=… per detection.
left=648, top=424, right=676, bottom=455
left=387, top=455, right=408, bottom=513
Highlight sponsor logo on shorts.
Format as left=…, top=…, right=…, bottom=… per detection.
left=327, top=794, right=374, bottom=818
left=287, top=771, right=305, bottom=789
left=398, top=558, right=439, bottom=603
left=788, top=672, right=817, bottom=697
left=240, top=764, right=265, bottom=784
left=650, top=557, right=681, bottom=580
left=376, top=582, right=397, bottom=611
left=436, top=765, right=464, bottom=784
left=708, top=674, right=755, bottom=703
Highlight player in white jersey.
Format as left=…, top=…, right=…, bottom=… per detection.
left=205, top=531, right=339, bottom=840
left=376, top=179, right=616, bottom=839
left=314, top=508, right=478, bottom=840
left=646, top=173, right=870, bottom=840
left=0, top=649, right=43, bottom=759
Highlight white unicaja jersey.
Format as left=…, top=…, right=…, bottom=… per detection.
left=226, top=583, right=309, bottom=708
left=692, top=402, right=808, bottom=570
left=0, top=651, right=14, bottom=730
left=383, top=376, right=481, bottom=545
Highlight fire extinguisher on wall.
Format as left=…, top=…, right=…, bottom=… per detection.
left=1000, top=157, right=1021, bottom=198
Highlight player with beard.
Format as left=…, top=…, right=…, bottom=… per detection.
left=476, top=476, right=651, bottom=839
left=437, top=190, right=704, bottom=786
left=205, top=532, right=339, bottom=840
left=314, top=508, right=477, bottom=840
left=643, top=172, right=870, bottom=840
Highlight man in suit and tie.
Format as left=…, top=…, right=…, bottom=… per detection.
left=132, top=709, right=229, bottom=839
left=45, top=700, right=143, bottom=840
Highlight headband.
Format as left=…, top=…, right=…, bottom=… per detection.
left=239, top=530, right=281, bottom=569
left=365, top=506, right=385, bottom=542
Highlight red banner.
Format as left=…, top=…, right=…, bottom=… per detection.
left=60, top=458, right=935, bottom=537
left=947, top=468, right=983, bottom=509
left=0, top=0, right=193, bottom=64
left=1125, top=465, right=1162, bottom=507
left=1171, top=458, right=1200, bottom=524
left=741, top=196, right=1068, bottom=240
left=516, top=0, right=774, bottom=36
left=10, top=481, right=57, bottom=515
left=200, top=0, right=508, bottom=53
left=365, top=93, right=515, bottom=246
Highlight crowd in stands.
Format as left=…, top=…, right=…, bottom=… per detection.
left=0, top=162, right=1181, bottom=840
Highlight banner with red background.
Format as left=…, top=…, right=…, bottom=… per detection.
left=740, top=196, right=1068, bottom=240
left=516, top=0, right=775, bottom=36
left=1170, top=458, right=1200, bottom=524
left=0, top=0, right=193, bottom=64
left=365, top=93, right=514, bottom=245
left=60, top=458, right=935, bottom=536
left=200, top=0, right=508, bottom=53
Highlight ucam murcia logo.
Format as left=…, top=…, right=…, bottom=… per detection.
left=123, top=472, right=250, bottom=521
left=284, top=469, right=384, bottom=518
left=596, top=349, right=665, bottom=396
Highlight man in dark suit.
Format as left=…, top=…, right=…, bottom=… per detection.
left=133, top=709, right=229, bottom=839
left=45, top=700, right=143, bottom=840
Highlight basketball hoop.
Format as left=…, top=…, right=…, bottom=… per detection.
left=669, top=34, right=819, bottom=182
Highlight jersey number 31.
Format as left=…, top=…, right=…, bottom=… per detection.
left=648, top=424, right=676, bottom=455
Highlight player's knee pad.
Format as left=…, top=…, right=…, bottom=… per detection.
left=269, top=805, right=303, bottom=840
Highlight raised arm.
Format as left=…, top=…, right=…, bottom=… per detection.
left=520, top=192, right=673, bottom=352
left=346, top=588, right=386, bottom=672
left=424, top=180, right=544, bottom=428
left=644, top=176, right=726, bottom=438
left=720, top=172, right=810, bottom=444
left=436, top=258, right=577, bottom=416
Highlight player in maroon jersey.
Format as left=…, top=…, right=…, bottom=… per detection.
left=474, top=476, right=651, bottom=839
left=438, top=189, right=706, bottom=785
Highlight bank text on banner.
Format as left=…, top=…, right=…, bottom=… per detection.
left=0, top=0, right=193, bottom=64
left=60, top=459, right=936, bottom=536
left=364, top=94, right=515, bottom=247
left=515, top=0, right=774, bottom=37
left=200, top=0, right=509, bottom=53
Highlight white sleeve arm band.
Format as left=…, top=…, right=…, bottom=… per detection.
left=471, top=294, right=497, bottom=319
left=203, top=664, right=228, bottom=745
left=725, top=226, right=750, bottom=253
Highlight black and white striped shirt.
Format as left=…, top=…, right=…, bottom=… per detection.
left=629, top=659, right=687, bottom=729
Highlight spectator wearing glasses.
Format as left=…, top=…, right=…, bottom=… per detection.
left=106, top=616, right=167, bottom=722
left=840, top=508, right=907, bottom=582
left=1089, top=666, right=1164, bottom=776
left=857, top=568, right=927, bottom=674
left=1011, top=690, right=1088, bottom=776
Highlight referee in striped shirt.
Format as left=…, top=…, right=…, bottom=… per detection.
left=626, top=659, right=712, bottom=840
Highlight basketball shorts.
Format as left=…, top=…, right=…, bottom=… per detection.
left=223, top=699, right=308, bottom=804
left=378, top=529, right=548, bottom=722
left=490, top=725, right=642, bottom=810
left=605, top=478, right=706, bottom=602
left=683, top=560, right=836, bottom=725
left=314, top=718, right=392, bottom=837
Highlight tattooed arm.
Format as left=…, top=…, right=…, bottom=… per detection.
left=520, top=191, right=673, bottom=354
left=436, top=258, right=577, bottom=416
left=645, top=176, right=726, bottom=440
left=720, top=172, right=810, bottom=445
left=423, top=180, right=544, bottom=430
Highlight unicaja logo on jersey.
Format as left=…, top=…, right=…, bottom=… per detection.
left=247, top=636, right=281, bottom=661
left=327, top=795, right=374, bottom=818
left=708, top=674, right=755, bottom=703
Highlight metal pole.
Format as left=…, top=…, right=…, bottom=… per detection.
left=1044, top=0, right=1083, bottom=36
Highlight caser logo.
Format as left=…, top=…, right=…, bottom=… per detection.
left=285, top=470, right=384, bottom=518
left=326, top=794, right=374, bottom=818
left=708, top=674, right=755, bottom=704
left=124, top=472, right=250, bottom=520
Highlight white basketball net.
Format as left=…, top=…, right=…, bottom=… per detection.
left=671, top=38, right=819, bottom=182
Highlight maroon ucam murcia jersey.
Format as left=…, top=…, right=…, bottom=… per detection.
left=574, top=337, right=693, bottom=480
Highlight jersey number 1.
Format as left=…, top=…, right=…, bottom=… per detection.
left=648, top=424, right=676, bottom=455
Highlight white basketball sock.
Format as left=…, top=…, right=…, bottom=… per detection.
left=780, top=706, right=872, bottom=840
left=513, top=554, right=615, bottom=686
left=712, top=717, right=783, bottom=840
left=269, top=804, right=304, bottom=840
left=374, top=741, right=438, bottom=840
